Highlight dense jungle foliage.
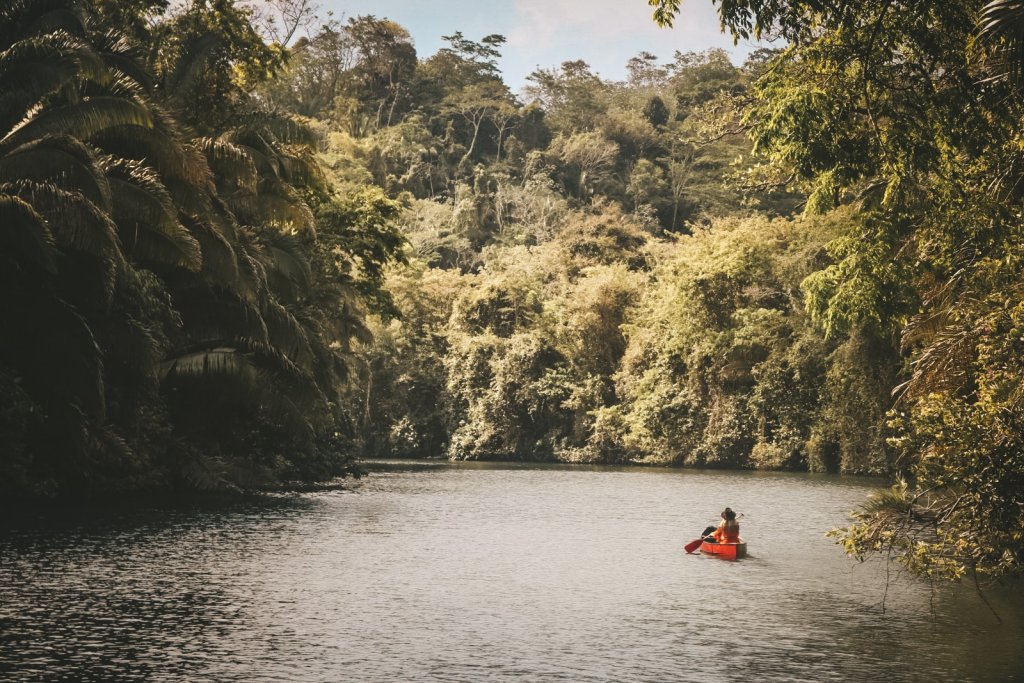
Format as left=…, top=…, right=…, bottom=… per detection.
left=0, top=0, right=406, bottom=497
left=648, top=0, right=1024, bottom=581
left=1, top=0, right=1021, bottom=581
left=277, top=17, right=886, bottom=475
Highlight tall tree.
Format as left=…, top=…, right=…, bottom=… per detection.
left=525, top=60, right=609, bottom=133
left=343, top=15, right=417, bottom=129
left=257, top=25, right=355, bottom=117
left=445, top=80, right=516, bottom=168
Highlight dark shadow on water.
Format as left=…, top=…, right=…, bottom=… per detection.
left=0, top=491, right=321, bottom=536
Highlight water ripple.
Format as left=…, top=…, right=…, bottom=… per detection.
left=1, top=465, right=1022, bottom=681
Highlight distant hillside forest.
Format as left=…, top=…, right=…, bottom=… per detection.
left=2, top=0, right=1023, bottom=578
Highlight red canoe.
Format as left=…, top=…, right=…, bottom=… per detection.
left=699, top=540, right=747, bottom=560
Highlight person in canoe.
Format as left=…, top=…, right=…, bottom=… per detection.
left=702, top=507, right=740, bottom=544
left=685, top=507, right=744, bottom=554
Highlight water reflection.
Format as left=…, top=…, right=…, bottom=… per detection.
left=1, top=464, right=1022, bottom=682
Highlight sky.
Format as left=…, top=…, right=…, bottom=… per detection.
left=317, top=0, right=762, bottom=92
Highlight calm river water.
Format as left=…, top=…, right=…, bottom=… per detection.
left=1, top=461, right=1022, bottom=682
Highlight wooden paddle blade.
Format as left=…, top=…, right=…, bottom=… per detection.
left=684, top=538, right=703, bottom=554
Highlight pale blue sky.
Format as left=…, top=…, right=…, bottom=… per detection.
left=317, top=0, right=761, bottom=92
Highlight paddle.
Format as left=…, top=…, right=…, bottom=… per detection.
left=684, top=524, right=717, bottom=553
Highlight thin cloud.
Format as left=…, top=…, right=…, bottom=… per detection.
left=505, top=0, right=746, bottom=85
left=509, top=0, right=651, bottom=48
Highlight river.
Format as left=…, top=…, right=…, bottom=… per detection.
left=1, top=461, right=1022, bottom=681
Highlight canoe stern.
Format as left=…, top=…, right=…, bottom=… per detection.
left=699, top=540, right=747, bottom=560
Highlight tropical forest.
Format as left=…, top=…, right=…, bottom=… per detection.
left=1, top=0, right=1023, bottom=679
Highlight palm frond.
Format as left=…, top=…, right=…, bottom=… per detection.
left=161, top=344, right=256, bottom=380
left=87, top=422, right=143, bottom=476
left=0, top=90, right=41, bottom=136
left=229, top=112, right=320, bottom=147
left=0, top=35, right=106, bottom=130
left=87, top=72, right=151, bottom=104
left=229, top=184, right=315, bottom=233
left=107, top=169, right=202, bottom=270
left=91, top=30, right=153, bottom=91
left=0, top=192, right=57, bottom=272
left=979, top=0, right=1024, bottom=85
left=219, top=138, right=282, bottom=182
left=278, top=145, right=326, bottom=190
left=93, top=123, right=214, bottom=188
left=160, top=337, right=322, bottom=433
left=263, top=299, right=315, bottom=368
left=97, top=312, right=163, bottom=379
left=255, top=229, right=311, bottom=296
left=896, top=320, right=978, bottom=401
left=170, top=283, right=270, bottom=346
left=186, top=217, right=243, bottom=291
left=164, top=175, right=215, bottom=219
left=0, top=134, right=111, bottom=207
left=2, top=95, right=153, bottom=149
left=233, top=231, right=272, bottom=303
left=196, top=136, right=258, bottom=193
left=333, top=299, right=374, bottom=349
left=1, top=180, right=124, bottom=265
left=895, top=274, right=978, bottom=401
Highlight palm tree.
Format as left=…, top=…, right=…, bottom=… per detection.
left=979, top=0, right=1024, bottom=85
left=0, top=0, right=157, bottom=492
left=0, top=0, right=307, bottom=493
left=2, top=0, right=400, bottom=495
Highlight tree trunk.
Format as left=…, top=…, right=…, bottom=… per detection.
left=460, top=116, right=483, bottom=167
left=363, top=359, right=374, bottom=431
left=386, top=85, right=401, bottom=127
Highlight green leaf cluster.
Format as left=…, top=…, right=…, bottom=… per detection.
left=645, top=0, right=1024, bottom=580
